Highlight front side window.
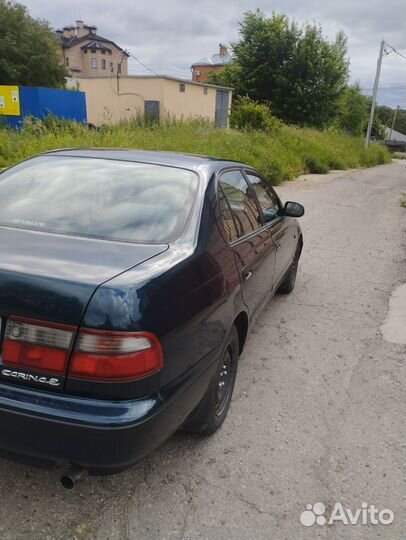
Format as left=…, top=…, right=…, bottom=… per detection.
left=0, top=156, right=198, bottom=243
left=91, top=58, right=97, bottom=69
left=245, top=172, right=280, bottom=223
left=219, top=170, right=262, bottom=238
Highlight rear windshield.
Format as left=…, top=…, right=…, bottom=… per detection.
left=0, top=156, right=198, bottom=243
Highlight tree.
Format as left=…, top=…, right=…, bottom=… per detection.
left=0, top=0, right=67, bottom=87
left=333, top=85, right=388, bottom=138
left=214, top=10, right=349, bottom=128
left=334, top=84, right=369, bottom=136
left=375, top=104, right=406, bottom=135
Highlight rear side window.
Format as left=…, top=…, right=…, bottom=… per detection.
left=219, top=170, right=262, bottom=238
left=0, top=156, right=198, bottom=243
left=218, top=186, right=238, bottom=242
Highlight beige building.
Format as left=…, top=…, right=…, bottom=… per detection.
left=73, top=76, right=232, bottom=127
left=191, top=44, right=232, bottom=83
left=55, top=20, right=128, bottom=78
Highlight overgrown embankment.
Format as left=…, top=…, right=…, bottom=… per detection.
left=0, top=119, right=390, bottom=184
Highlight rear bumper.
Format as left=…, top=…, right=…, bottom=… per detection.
left=0, top=355, right=217, bottom=472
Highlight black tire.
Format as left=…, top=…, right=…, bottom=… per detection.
left=182, top=326, right=239, bottom=435
left=278, top=240, right=302, bottom=294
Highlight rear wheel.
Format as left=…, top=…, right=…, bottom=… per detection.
left=278, top=240, right=302, bottom=294
left=182, top=326, right=239, bottom=435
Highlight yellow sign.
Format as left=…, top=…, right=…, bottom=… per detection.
left=0, top=86, right=21, bottom=116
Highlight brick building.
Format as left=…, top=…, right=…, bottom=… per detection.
left=191, top=44, right=232, bottom=83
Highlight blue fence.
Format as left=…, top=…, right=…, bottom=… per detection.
left=0, top=86, right=87, bottom=128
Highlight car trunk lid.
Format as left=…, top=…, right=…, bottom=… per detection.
left=0, top=227, right=168, bottom=392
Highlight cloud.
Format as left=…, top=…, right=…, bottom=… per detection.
left=24, top=0, right=406, bottom=107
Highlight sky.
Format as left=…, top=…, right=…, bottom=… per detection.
left=24, top=0, right=406, bottom=108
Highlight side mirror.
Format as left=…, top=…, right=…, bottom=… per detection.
left=284, top=201, right=304, bottom=218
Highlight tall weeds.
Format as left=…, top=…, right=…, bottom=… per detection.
left=0, top=118, right=390, bottom=184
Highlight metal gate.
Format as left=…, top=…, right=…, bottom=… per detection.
left=144, top=100, right=160, bottom=123
left=215, top=90, right=229, bottom=128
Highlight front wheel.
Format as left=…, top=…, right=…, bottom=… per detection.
left=182, top=326, right=239, bottom=435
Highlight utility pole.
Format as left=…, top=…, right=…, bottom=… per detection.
left=365, top=40, right=385, bottom=148
left=389, top=105, right=400, bottom=140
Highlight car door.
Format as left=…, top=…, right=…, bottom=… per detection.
left=243, top=170, right=297, bottom=285
left=217, top=169, right=276, bottom=320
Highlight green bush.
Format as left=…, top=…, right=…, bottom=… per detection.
left=229, top=96, right=282, bottom=133
left=304, top=156, right=330, bottom=174
left=0, top=118, right=391, bottom=184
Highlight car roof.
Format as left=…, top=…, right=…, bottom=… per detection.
left=42, top=148, right=247, bottom=174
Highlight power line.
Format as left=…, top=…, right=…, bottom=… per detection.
left=384, top=43, right=406, bottom=60
left=360, top=87, right=406, bottom=94
left=361, top=84, right=405, bottom=89
left=126, top=50, right=160, bottom=76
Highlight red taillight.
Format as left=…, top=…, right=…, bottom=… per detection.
left=1, top=317, right=163, bottom=383
left=68, top=329, right=163, bottom=382
left=2, top=317, right=74, bottom=374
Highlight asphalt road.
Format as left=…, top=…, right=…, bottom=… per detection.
left=0, top=161, right=405, bottom=540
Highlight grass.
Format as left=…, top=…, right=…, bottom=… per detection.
left=0, top=118, right=391, bottom=185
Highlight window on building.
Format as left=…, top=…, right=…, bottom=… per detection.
left=91, top=49, right=96, bottom=54
left=101, top=59, right=106, bottom=70
left=110, top=62, right=114, bottom=72
left=91, top=58, right=97, bottom=69
left=101, top=50, right=106, bottom=55
left=203, top=87, right=208, bottom=95
left=65, top=57, right=69, bottom=66
left=179, top=83, right=185, bottom=93
left=83, top=49, right=88, bottom=54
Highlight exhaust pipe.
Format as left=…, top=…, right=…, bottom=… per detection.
left=60, top=465, right=88, bottom=489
